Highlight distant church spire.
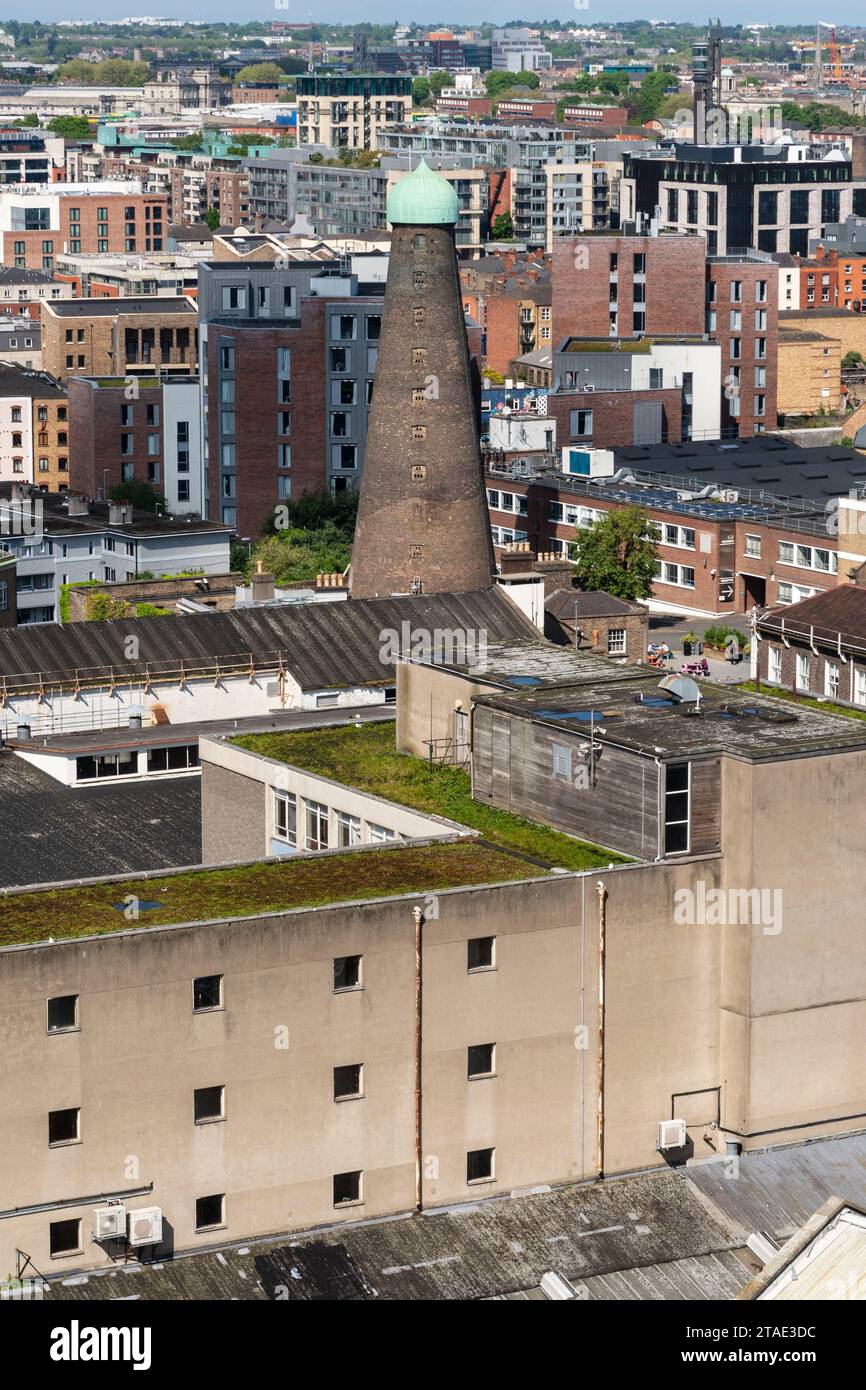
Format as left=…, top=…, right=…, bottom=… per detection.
left=349, top=161, right=496, bottom=599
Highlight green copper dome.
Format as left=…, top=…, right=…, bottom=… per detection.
left=387, top=159, right=460, bottom=226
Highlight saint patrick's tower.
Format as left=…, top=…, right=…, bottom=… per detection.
left=349, top=160, right=496, bottom=598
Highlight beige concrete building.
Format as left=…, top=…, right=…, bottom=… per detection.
left=777, top=327, right=842, bottom=418
left=2, top=650, right=866, bottom=1277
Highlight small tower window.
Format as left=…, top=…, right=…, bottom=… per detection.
left=413, top=271, right=426, bottom=289
left=414, top=233, right=427, bottom=250
left=412, top=388, right=427, bottom=406
left=413, top=307, right=425, bottom=326
left=411, top=425, right=427, bottom=441
left=412, top=348, right=427, bottom=367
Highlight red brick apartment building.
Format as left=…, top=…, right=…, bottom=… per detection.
left=552, top=233, right=778, bottom=438
left=0, top=187, right=169, bottom=273
left=486, top=440, right=846, bottom=615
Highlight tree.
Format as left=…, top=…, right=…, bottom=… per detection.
left=491, top=211, right=514, bottom=241
left=486, top=69, right=540, bottom=98
left=261, top=487, right=357, bottom=538
left=571, top=506, right=660, bottom=600
left=108, top=481, right=163, bottom=513
left=204, top=206, right=221, bottom=232
left=428, top=70, right=451, bottom=98
left=412, top=76, right=431, bottom=107
left=634, top=70, right=678, bottom=124
left=235, top=62, right=285, bottom=84
left=250, top=525, right=352, bottom=585
left=47, top=116, right=92, bottom=140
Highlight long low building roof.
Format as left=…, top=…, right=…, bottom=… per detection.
left=0, top=588, right=535, bottom=696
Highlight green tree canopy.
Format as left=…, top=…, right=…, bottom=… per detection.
left=491, top=211, right=514, bottom=240
left=486, top=69, right=540, bottom=98
left=427, top=70, right=452, bottom=98
left=412, top=76, right=431, bottom=106
left=235, top=62, right=286, bottom=84
left=47, top=115, right=92, bottom=140
left=108, top=480, right=163, bottom=513
left=570, top=505, right=660, bottom=600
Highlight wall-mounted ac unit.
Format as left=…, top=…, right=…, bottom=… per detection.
left=127, top=1206, right=163, bottom=1247
left=92, top=1205, right=126, bottom=1241
left=657, top=1118, right=687, bottom=1151
left=720, top=489, right=739, bottom=503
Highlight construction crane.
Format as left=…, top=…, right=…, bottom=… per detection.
left=815, top=21, right=846, bottom=91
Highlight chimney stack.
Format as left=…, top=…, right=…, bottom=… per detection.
left=67, top=494, right=90, bottom=517
left=251, top=562, right=275, bottom=603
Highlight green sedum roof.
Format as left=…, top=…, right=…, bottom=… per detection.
left=387, top=158, right=460, bottom=226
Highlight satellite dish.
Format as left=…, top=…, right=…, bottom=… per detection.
left=657, top=673, right=701, bottom=704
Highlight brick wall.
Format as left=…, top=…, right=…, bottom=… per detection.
left=552, top=234, right=706, bottom=339
left=707, top=260, right=778, bottom=438
left=547, top=386, right=683, bottom=450
left=2, top=193, right=168, bottom=272
left=206, top=299, right=328, bottom=538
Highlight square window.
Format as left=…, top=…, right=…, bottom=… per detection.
left=48, top=1107, right=80, bottom=1147
left=195, top=1194, right=225, bottom=1231
left=467, top=936, right=495, bottom=972
left=193, top=975, right=223, bottom=1012
left=333, top=1063, right=363, bottom=1100
left=194, top=1085, right=225, bottom=1124
left=467, top=1147, right=495, bottom=1183
left=47, top=994, right=78, bottom=1033
left=468, top=1043, right=495, bottom=1079
left=334, top=954, right=362, bottom=991
left=50, top=1218, right=82, bottom=1258
left=333, top=1170, right=362, bottom=1206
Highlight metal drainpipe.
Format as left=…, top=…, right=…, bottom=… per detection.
left=413, top=903, right=423, bottom=1212
left=596, top=879, right=607, bottom=1181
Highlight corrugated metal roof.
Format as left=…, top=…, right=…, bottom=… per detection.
left=46, top=1169, right=744, bottom=1302
left=687, top=1132, right=866, bottom=1242
left=0, top=588, right=535, bottom=694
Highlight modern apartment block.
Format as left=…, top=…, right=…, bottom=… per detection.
left=707, top=253, right=778, bottom=437
left=0, top=363, right=67, bottom=490
left=553, top=233, right=708, bottom=339
left=491, top=26, right=552, bottom=72
left=245, top=151, right=487, bottom=256
left=198, top=255, right=384, bottom=534
left=378, top=125, right=596, bottom=248
left=0, top=124, right=65, bottom=184
left=549, top=335, right=721, bottom=447
left=296, top=74, right=411, bottom=150
left=54, top=251, right=200, bottom=301
left=41, top=298, right=198, bottom=385
left=622, top=142, right=866, bottom=257
left=0, top=183, right=169, bottom=273
left=68, top=376, right=204, bottom=516
left=553, top=233, right=777, bottom=438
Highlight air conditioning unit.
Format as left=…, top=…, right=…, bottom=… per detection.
left=92, top=1205, right=126, bottom=1241
left=720, top=489, right=740, bottom=503
left=127, top=1206, right=163, bottom=1247
left=657, top=1118, right=688, bottom=1151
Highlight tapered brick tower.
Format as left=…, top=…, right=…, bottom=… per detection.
left=349, top=161, right=496, bottom=598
